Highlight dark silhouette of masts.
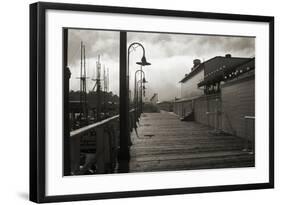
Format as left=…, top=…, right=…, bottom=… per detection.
left=77, top=41, right=88, bottom=121
left=93, top=55, right=102, bottom=121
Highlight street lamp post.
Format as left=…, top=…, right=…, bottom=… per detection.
left=140, top=66, right=143, bottom=114
left=127, top=42, right=151, bottom=109
left=136, top=77, right=148, bottom=118
left=127, top=42, right=151, bottom=147
left=134, top=69, right=146, bottom=114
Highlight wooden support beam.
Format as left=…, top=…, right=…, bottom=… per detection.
left=96, top=127, right=105, bottom=173
left=118, top=31, right=130, bottom=160
left=70, top=136, right=80, bottom=174
left=63, top=28, right=71, bottom=175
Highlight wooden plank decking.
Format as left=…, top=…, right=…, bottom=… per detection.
left=129, top=111, right=254, bottom=173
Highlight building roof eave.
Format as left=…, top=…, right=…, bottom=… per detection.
left=197, top=57, right=255, bottom=87
left=179, top=64, right=204, bottom=83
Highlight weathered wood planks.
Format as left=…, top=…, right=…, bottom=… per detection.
left=129, top=112, right=254, bottom=173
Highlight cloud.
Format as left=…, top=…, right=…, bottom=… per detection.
left=67, top=29, right=255, bottom=101
left=68, top=29, right=119, bottom=66
left=128, top=32, right=255, bottom=59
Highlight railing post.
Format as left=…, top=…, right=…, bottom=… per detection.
left=112, top=120, right=119, bottom=154
left=108, top=122, right=117, bottom=171
left=70, top=136, right=80, bottom=174
left=95, top=125, right=112, bottom=174
left=103, top=127, right=111, bottom=172
left=96, top=126, right=105, bottom=173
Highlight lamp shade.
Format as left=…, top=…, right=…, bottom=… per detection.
left=136, top=56, right=151, bottom=66
left=142, top=77, right=148, bottom=83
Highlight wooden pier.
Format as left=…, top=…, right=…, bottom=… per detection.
left=129, top=111, right=254, bottom=172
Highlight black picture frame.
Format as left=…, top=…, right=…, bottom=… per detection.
left=30, top=2, right=274, bottom=203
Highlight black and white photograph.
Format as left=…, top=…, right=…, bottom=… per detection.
left=27, top=2, right=274, bottom=203
left=64, top=28, right=255, bottom=176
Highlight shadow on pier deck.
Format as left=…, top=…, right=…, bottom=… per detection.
left=128, top=111, right=254, bottom=173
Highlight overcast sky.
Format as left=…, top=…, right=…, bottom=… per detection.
left=67, top=29, right=254, bottom=101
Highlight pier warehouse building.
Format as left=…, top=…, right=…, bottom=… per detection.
left=174, top=54, right=255, bottom=142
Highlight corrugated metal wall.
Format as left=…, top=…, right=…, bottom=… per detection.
left=193, top=94, right=221, bottom=129
left=221, top=75, right=255, bottom=140
left=174, top=100, right=193, bottom=117
left=174, top=94, right=221, bottom=128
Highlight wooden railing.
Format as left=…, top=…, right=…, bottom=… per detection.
left=69, top=109, right=138, bottom=175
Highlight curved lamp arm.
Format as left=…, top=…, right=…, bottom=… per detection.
left=128, top=42, right=145, bottom=56
left=134, top=69, right=146, bottom=80
left=127, top=42, right=146, bottom=74
left=134, top=69, right=146, bottom=101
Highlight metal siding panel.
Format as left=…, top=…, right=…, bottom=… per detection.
left=221, top=78, right=255, bottom=140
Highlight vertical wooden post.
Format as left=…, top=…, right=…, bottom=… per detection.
left=96, top=125, right=112, bottom=173
left=118, top=31, right=130, bottom=160
left=63, top=28, right=71, bottom=175
left=70, top=136, right=80, bottom=174
left=96, top=126, right=105, bottom=173
left=103, top=129, right=111, bottom=172
left=111, top=120, right=118, bottom=169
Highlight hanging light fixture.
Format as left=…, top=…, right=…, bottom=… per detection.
left=136, top=56, right=151, bottom=66
left=142, top=77, right=148, bottom=83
